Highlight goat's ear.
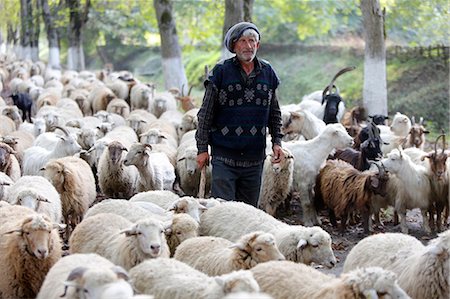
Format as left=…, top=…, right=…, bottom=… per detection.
left=421, top=154, right=430, bottom=161
left=290, top=111, right=301, bottom=119
left=369, top=176, right=380, bottom=188
left=4, top=228, right=23, bottom=235
left=423, top=130, right=430, bottom=134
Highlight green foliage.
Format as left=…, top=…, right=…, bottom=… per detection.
left=184, top=50, right=220, bottom=87
left=0, top=0, right=20, bottom=32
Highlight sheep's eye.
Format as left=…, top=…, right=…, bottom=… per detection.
left=26, top=232, right=31, bottom=235
left=176, top=231, right=182, bottom=235
left=311, top=244, right=319, bottom=248
left=255, top=247, right=262, bottom=252
left=160, top=230, right=164, bottom=234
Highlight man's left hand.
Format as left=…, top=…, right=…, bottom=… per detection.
left=271, top=144, right=285, bottom=164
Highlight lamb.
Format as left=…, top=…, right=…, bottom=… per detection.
left=281, top=109, right=326, bottom=140
left=98, top=140, right=140, bottom=199
left=315, top=160, right=389, bottom=234
left=174, top=231, right=285, bottom=276
left=41, top=156, right=96, bottom=238
left=0, top=204, right=63, bottom=299
left=130, top=82, right=155, bottom=110
left=0, top=142, right=21, bottom=181
left=22, top=125, right=82, bottom=175
left=18, top=117, right=47, bottom=137
left=251, top=261, right=410, bottom=299
left=343, top=230, right=450, bottom=299
left=200, top=201, right=336, bottom=268
left=69, top=213, right=170, bottom=270
left=129, top=258, right=261, bottom=299
left=380, top=149, right=433, bottom=233
left=282, top=123, right=354, bottom=226
left=5, top=175, right=62, bottom=223
left=123, top=142, right=176, bottom=192
left=37, top=253, right=139, bottom=299
left=257, top=147, right=294, bottom=216
left=150, top=91, right=177, bottom=118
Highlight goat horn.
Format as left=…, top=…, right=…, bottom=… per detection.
left=53, top=125, right=69, bottom=136
left=181, top=84, right=185, bottom=97
left=411, top=116, right=415, bottom=125
left=323, top=66, right=356, bottom=101
left=397, top=146, right=403, bottom=158
left=188, top=85, right=194, bottom=96
left=434, top=134, right=444, bottom=155
left=443, top=133, right=446, bottom=154
left=419, top=117, right=424, bottom=125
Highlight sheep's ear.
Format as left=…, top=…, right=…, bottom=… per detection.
left=214, top=277, right=225, bottom=287
left=297, top=239, right=308, bottom=249
left=228, top=242, right=246, bottom=250
left=163, top=221, right=173, bottom=235
left=4, top=228, right=23, bottom=235
left=53, top=223, right=66, bottom=231
left=290, top=111, right=301, bottom=119
left=66, top=267, right=87, bottom=281
left=120, top=227, right=137, bottom=236
left=111, top=266, right=130, bottom=281
left=362, top=289, right=379, bottom=299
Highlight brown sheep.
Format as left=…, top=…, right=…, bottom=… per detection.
left=0, top=204, right=63, bottom=299
left=0, top=142, right=21, bottom=181
left=90, top=85, right=117, bottom=114
left=315, top=160, right=389, bottom=234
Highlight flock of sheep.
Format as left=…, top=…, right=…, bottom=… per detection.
left=0, top=52, right=449, bottom=299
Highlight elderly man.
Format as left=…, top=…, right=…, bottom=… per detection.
left=196, top=22, right=284, bottom=207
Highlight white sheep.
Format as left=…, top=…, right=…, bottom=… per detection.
left=129, top=190, right=180, bottom=206
left=283, top=123, right=354, bottom=226
left=98, top=140, right=140, bottom=199
left=126, top=109, right=157, bottom=136
left=22, top=125, right=82, bottom=175
left=0, top=204, right=63, bottom=299
left=42, top=156, right=96, bottom=238
left=140, top=127, right=178, bottom=149
left=5, top=175, right=62, bottom=223
left=0, top=142, right=21, bottom=181
left=223, top=292, right=274, bottom=299
left=123, top=142, right=176, bottom=192
left=380, top=150, right=432, bottom=233
left=106, top=98, right=130, bottom=118
left=69, top=213, right=170, bottom=270
left=129, top=258, right=260, bottom=299
left=343, top=230, right=450, bottom=299
left=37, top=253, right=137, bottom=299
left=0, top=171, right=13, bottom=200
left=18, top=117, right=47, bottom=137
left=0, top=130, right=35, bottom=167
left=174, top=231, right=285, bottom=276
left=251, top=260, right=410, bottom=299
left=159, top=109, right=184, bottom=136
left=0, top=115, right=16, bottom=135
left=130, top=82, right=155, bottom=110
left=150, top=91, right=177, bottom=118
left=178, top=108, right=200, bottom=140
left=257, top=147, right=294, bottom=216
left=141, top=119, right=178, bottom=144
left=200, top=201, right=336, bottom=268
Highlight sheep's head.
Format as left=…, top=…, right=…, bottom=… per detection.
left=123, top=143, right=150, bottom=167
left=0, top=142, right=15, bottom=170
left=121, top=218, right=167, bottom=258
left=230, top=231, right=285, bottom=267
left=278, top=226, right=336, bottom=268
left=15, top=189, right=50, bottom=211
left=2, top=105, right=21, bottom=124
left=5, top=214, right=63, bottom=259
left=107, top=141, right=127, bottom=165
left=215, top=270, right=260, bottom=294
left=164, top=213, right=198, bottom=245
left=61, top=266, right=133, bottom=299
left=341, top=267, right=410, bottom=299
left=168, top=197, right=207, bottom=223
left=177, top=147, right=198, bottom=175
left=41, top=161, right=68, bottom=192
left=140, top=128, right=166, bottom=145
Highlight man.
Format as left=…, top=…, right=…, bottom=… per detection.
left=196, top=21, right=284, bottom=207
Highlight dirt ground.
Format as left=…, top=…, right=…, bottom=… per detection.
left=280, top=200, right=445, bottom=276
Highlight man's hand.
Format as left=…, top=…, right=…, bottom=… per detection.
left=197, top=152, right=210, bottom=169
left=271, top=144, right=285, bottom=164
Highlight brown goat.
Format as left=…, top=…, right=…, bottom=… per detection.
left=175, top=85, right=197, bottom=112
left=406, top=116, right=429, bottom=149
left=341, top=106, right=366, bottom=137
left=315, top=160, right=389, bottom=234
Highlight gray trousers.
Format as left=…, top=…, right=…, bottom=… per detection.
left=211, top=158, right=263, bottom=207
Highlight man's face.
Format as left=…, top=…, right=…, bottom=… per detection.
left=233, top=35, right=259, bottom=63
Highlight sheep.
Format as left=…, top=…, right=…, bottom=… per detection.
left=404, top=116, right=429, bottom=150
left=11, top=92, right=33, bottom=122
left=42, top=156, right=96, bottom=239
left=140, top=127, right=178, bottom=149
left=107, top=78, right=131, bottom=101
left=90, top=85, right=117, bottom=114
left=22, top=125, right=82, bottom=175
left=5, top=175, right=62, bottom=223
left=141, top=118, right=178, bottom=144
left=257, top=147, right=294, bottom=216
left=123, top=142, right=176, bottom=192
left=1, top=130, right=35, bottom=166
left=223, top=292, right=274, bottom=299
left=70, top=213, right=170, bottom=270
left=98, top=140, right=140, bottom=199
left=130, top=82, right=155, bottom=110
left=251, top=261, right=410, bottom=299
left=0, top=204, right=63, bottom=299
left=0, top=142, right=20, bottom=181
left=0, top=171, right=13, bottom=200
left=1, top=105, right=22, bottom=128
left=281, top=109, right=326, bottom=140
left=283, top=123, right=354, bottom=226
left=159, top=109, right=184, bottom=134
left=174, top=231, right=285, bottom=276
left=106, top=98, right=130, bottom=118
left=18, top=117, right=47, bottom=137
left=70, top=88, right=92, bottom=116
left=381, top=149, right=433, bottom=233
left=343, top=230, right=450, bottom=299
left=200, top=201, right=336, bottom=268
left=37, top=253, right=138, bottom=299
left=315, top=160, right=389, bottom=234
left=178, top=108, right=200, bottom=139
left=129, top=258, right=260, bottom=299
left=36, top=90, right=59, bottom=109
left=0, top=115, right=16, bottom=135
left=126, top=109, right=157, bottom=136
left=150, top=91, right=177, bottom=118
left=129, top=189, right=180, bottom=205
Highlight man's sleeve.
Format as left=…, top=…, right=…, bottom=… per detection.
left=268, top=90, right=283, bottom=147
left=195, top=82, right=218, bottom=154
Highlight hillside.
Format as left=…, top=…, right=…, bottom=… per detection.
left=90, top=44, right=449, bottom=134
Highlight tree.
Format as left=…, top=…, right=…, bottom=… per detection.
left=361, top=0, right=387, bottom=116
left=41, top=0, right=61, bottom=68
left=19, top=0, right=32, bottom=60
left=66, top=0, right=90, bottom=71
left=30, top=0, right=41, bottom=61
left=221, top=0, right=244, bottom=59
left=153, top=0, right=188, bottom=94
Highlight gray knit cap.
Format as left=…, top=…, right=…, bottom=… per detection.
left=224, top=22, right=260, bottom=53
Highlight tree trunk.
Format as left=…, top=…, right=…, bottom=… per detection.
left=221, top=0, right=244, bottom=60
left=7, top=23, right=20, bottom=55
left=41, top=0, right=61, bottom=68
left=66, top=0, right=90, bottom=71
left=154, top=0, right=188, bottom=94
left=243, top=0, right=254, bottom=22
left=30, top=0, right=41, bottom=62
left=20, top=0, right=32, bottom=60
left=361, top=0, right=387, bottom=116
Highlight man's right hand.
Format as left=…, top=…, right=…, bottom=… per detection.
left=197, top=152, right=210, bottom=169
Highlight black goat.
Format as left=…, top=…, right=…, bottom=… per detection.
left=11, top=93, right=33, bottom=122
left=368, top=114, right=389, bottom=125
left=332, top=138, right=382, bottom=171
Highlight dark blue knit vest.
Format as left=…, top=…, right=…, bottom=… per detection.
left=208, top=57, right=279, bottom=161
